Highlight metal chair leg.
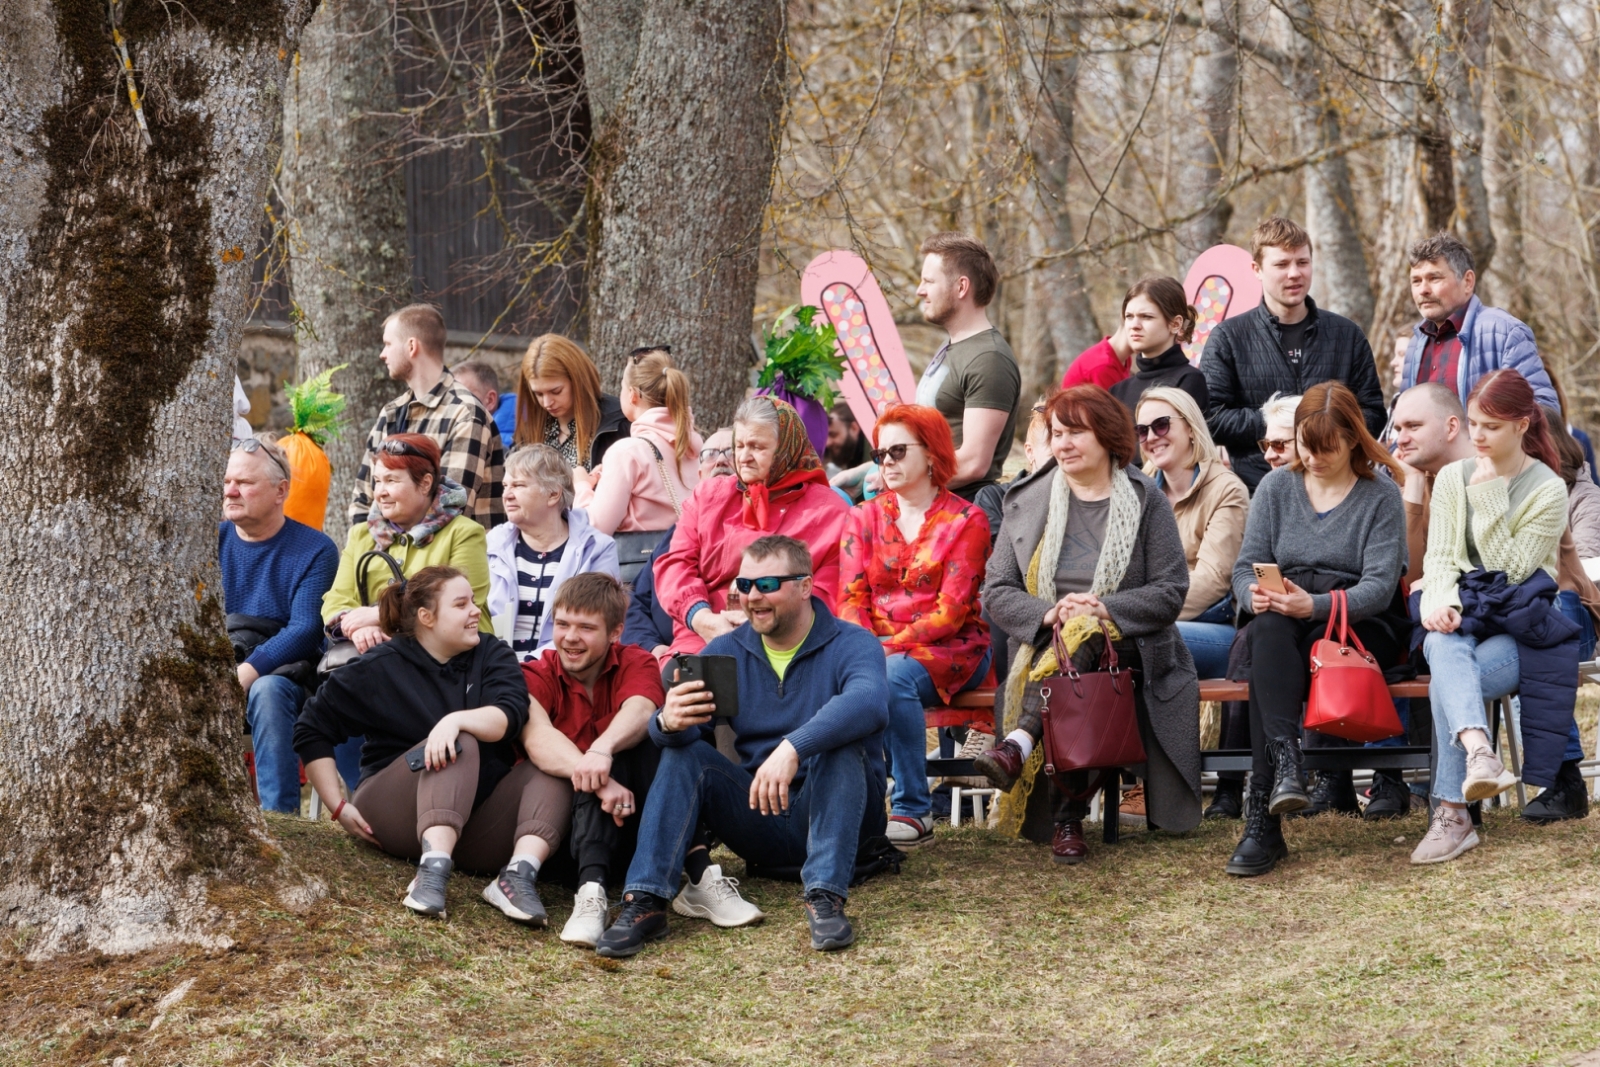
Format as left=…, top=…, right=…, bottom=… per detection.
left=951, top=786, right=964, bottom=828
left=1501, top=695, right=1527, bottom=808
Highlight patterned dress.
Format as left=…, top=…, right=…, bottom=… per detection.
left=837, top=487, right=992, bottom=701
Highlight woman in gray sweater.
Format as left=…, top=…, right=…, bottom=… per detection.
left=1226, top=382, right=1407, bottom=877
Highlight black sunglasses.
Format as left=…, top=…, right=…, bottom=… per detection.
left=231, top=437, right=291, bottom=481
left=630, top=344, right=672, bottom=358
left=871, top=443, right=920, bottom=465
left=734, top=574, right=811, bottom=594
left=1134, top=415, right=1183, bottom=441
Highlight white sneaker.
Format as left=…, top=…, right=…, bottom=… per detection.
left=671, top=864, right=765, bottom=927
left=559, top=881, right=610, bottom=947
left=886, top=814, right=936, bottom=847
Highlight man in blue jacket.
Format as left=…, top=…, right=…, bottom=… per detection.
left=596, top=535, right=890, bottom=957
left=1399, top=231, right=1557, bottom=410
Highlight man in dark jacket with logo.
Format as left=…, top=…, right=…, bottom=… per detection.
left=1201, top=217, right=1386, bottom=490
left=595, top=535, right=890, bottom=958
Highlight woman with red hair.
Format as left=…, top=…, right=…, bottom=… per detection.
left=836, top=404, right=992, bottom=847
left=1412, top=368, right=1583, bottom=864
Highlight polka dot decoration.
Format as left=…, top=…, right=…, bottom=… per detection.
left=1182, top=275, right=1234, bottom=366
left=822, top=282, right=903, bottom=415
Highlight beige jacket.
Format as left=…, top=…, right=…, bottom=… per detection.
left=1165, top=458, right=1250, bottom=621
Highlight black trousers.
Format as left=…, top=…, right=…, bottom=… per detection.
left=1247, top=611, right=1404, bottom=784
left=541, top=743, right=661, bottom=890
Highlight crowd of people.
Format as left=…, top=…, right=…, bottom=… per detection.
left=221, top=217, right=1597, bottom=960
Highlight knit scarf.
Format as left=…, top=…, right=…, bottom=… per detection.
left=994, top=466, right=1141, bottom=837
left=367, top=478, right=468, bottom=550
left=738, top=398, right=828, bottom=531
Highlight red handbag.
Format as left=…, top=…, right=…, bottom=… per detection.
left=1304, top=589, right=1404, bottom=742
left=1038, top=621, right=1147, bottom=778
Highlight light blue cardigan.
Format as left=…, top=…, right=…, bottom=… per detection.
left=1401, top=294, right=1557, bottom=410
left=486, top=508, right=620, bottom=653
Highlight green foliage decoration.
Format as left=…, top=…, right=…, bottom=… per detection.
left=282, top=364, right=348, bottom=448
left=758, top=305, right=844, bottom=409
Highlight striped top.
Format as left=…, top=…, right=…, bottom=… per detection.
left=512, top=536, right=567, bottom=658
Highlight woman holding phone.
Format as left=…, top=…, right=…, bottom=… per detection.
left=1225, top=382, right=1407, bottom=878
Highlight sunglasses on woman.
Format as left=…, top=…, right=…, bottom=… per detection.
left=733, top=574, right=811, bottom=594
left=1257, top=437, right=1294, bottom=455
left=1134, top=415, right=1182, bottom=441
left=231, top=437, right=291, bottom=481
left=870, top=443, right=920, bottom=465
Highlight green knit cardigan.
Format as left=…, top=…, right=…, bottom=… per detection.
left=1418, top=458, right=1567, bottom=618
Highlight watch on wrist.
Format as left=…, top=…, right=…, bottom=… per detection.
left=656, top=710, right=677, bottom=735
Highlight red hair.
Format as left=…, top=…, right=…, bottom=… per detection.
left=1292, top=382, right=1403, bottom=481
left=1468, top=369, right=1561, bottom=473
left=1046, top=385, right=1139, bottom=470
left=873, top=404, right=957, bottom=487
left=375, top=433, right=442, bottom=494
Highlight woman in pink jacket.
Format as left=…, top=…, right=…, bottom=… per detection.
left=574, top=348, right=701, bottom=534
left=655, top=395, right=851, bottom=654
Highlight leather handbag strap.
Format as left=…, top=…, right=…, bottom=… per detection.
left=644, top=439, right=683, bottom=519
left=356, top=548, right=407, bottom=606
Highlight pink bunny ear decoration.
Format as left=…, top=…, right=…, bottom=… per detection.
left=1182, top=244, right=1262, bottom=366
left=800, top=250, right=917, bottom=438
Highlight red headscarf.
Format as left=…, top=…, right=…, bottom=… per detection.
left=737, top=398, right=830, bottom=530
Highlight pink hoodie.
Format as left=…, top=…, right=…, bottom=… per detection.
left=574, top=406, right=702, bottom=534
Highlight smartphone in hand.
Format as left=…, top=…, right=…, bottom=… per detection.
left=1252, top=562, right=1287, bottom=595
left=672, top=653, right=740, bottom=719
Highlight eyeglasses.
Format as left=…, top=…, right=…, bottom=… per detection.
left=231, top=438, right=291, bottom=481
left=734, top=574, right=811, bottom=594
left=702, top=447, right=733, bottom=461
left=1257, top=438, right=1295, bottom=454
left=1134, top=415, right=1183, bottom=441
left=871, top=443, right=920, bottom=465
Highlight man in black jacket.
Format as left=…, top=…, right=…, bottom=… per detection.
left=1200, top=217, right=1386, bottom=490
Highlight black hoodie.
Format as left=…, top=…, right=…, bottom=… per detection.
left=1109, top=345, right=1210, bottom=415
left=294, top=635, right=529, bottom=803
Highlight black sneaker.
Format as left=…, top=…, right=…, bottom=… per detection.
left=1522, top=763, right=1590, bottom=824
left=481, top=860, right=547, bottom=926
left=594, top=892, right=669, bottom=958
left=803, top=889, right=855, bottom=951
left=1362, top=773, right=1410, bottom=821
left=403, top=855, right=452, bottom=917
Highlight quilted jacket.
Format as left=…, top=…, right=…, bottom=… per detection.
left=1399, top=295, right=1557, bottom=412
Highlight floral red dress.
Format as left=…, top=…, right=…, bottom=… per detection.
left=837, top=488, right=991, bottom=701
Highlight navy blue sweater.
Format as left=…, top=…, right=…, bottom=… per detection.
left=649, top=598, right=889, bottom=789
left=219, top=519, right=340, bottom=675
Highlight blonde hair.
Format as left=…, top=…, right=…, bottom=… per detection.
left=1260, top=391, right=1302, bottom=427
left=505, top=444, right=575, bottom=510
left=516, top=334, right=603, bottom=462
left=1136, top=386, right=1219, bottom=474
left=624, top=349, right=694, bottom=462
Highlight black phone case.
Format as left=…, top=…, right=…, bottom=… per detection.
left=405, top=737, right=463, bottom=771
left=674, top=653, right=740, bottom=719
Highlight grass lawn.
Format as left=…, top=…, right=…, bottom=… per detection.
left=4, top=802, right=1600, bottom=1067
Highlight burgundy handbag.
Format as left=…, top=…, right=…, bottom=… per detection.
left=1038, top=621, right=1147, bottom=780
left=1304, top=589, right=1404, bottom=742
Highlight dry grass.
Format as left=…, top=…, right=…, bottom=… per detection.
left=5, top=803, right=1600, bottom=1066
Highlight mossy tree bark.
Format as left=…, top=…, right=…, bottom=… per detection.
left=0, top=0, right=315, bottom=957
left=577, top=0, right=785, bottom=427
left=282, top=0, right=413, bottom=542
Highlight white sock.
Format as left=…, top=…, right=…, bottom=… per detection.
left=420, top=850, right=452, bottom=866
left=508, top=853, right=542, bottom=874
left=1005, top=730, right=1034, bottom=760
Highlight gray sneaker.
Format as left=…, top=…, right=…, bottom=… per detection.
left=403, top=855, right=453, bottom=917
left=482, top=860, right=547, bottom=927
left=1462, top=748, right=1518, bottom=803
left=1411, top=805, right=1480, bottom=865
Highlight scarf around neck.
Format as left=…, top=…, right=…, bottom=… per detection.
left=367, top=477, right=468, bottom=549
left=738, top=398, right=828, bottom=531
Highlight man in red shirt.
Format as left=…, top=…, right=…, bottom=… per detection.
left=1061, top=324, right=1133, bottom=390
left=518, top=573, right=673, bottom=945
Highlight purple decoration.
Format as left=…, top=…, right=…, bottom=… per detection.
left=755, top=376, right=829, bottom=456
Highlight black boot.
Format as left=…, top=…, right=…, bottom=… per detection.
left=1225, top=785, right=1288, bottom=877
left=1362, top=771, right=1411, bottom=821
left=1204, top=777, right=1244, bottom=820
left=1267, top=736, right=1309, bottom=816
left=1291, top=770, right=1359, bottom=818
left=1522, top=760, right=1590, bottom=824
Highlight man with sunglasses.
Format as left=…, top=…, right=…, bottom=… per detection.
left=596, top=536, right=890, bottom=957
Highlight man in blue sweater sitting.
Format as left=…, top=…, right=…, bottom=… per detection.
left=596, top=535, right=890, bottom=956
left=220, top=438, right=344, bottom=813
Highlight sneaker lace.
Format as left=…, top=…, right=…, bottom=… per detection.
left=805, top=890, right=842, bottom=920
left=1423, top=805, right=1458, bottom=841
left=573, top=889, right=608, bottom=920
left=415, top=861, right=450, bottom=896
left=706, top=873, right=744, bottom=904
left=615, top=895, right=657, bottom=927
left=957, top=731, right=994, bottom=760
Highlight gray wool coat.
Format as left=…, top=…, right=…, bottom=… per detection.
left=982, top=463, right=1202, bottom=833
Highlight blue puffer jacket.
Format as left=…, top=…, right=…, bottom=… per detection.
left=649, top=597, right=890, bottom=792
left=1412, top=569, right=1578, bottom=788
left=1401, top=295, right=1557, bottom=411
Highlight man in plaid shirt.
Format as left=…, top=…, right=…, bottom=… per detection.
left=347, top=304, right=506, bottom=530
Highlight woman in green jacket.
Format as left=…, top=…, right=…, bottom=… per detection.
left=323, top=434, right=492, bottom=652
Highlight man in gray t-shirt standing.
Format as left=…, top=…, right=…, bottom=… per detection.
left=914, top=232, right=1021, bottom=502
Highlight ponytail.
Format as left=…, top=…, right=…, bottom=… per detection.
left=1177, top=304, right=1198, bottom=345
left=663, top=366, right=693, bottom=462
left=376, top=565, right=463, bottom=638
left=1121, top=275, right=1196, bottom=347
left=625, top=348, right=696, bottom=461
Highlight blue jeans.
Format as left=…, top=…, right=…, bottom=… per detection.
left=625, top=740, right=871, bottom=900
left=248, top=675, right=362, bottom=813
left=1176, top=621, right=1234, bottom=680
left=1556, top=590, right=1596, bottom=661
left=1424, top=631, right=1520, bottom=803
left=884, top=650, right=990, bottom=819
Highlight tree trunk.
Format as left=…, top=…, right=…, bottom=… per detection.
left=1174, top=0, right=1237, bottom=272
left=1439, top=0, right=1495, bottom=274
left=0, top=0, right=313, bottom=957
left=579, top=0, right=784, bottom=428
left=282, top=0, right=414, bottom=541
left=1484, top=31, right=1531, bottom=323
left=1280, top=0, right=1375, bottom=331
